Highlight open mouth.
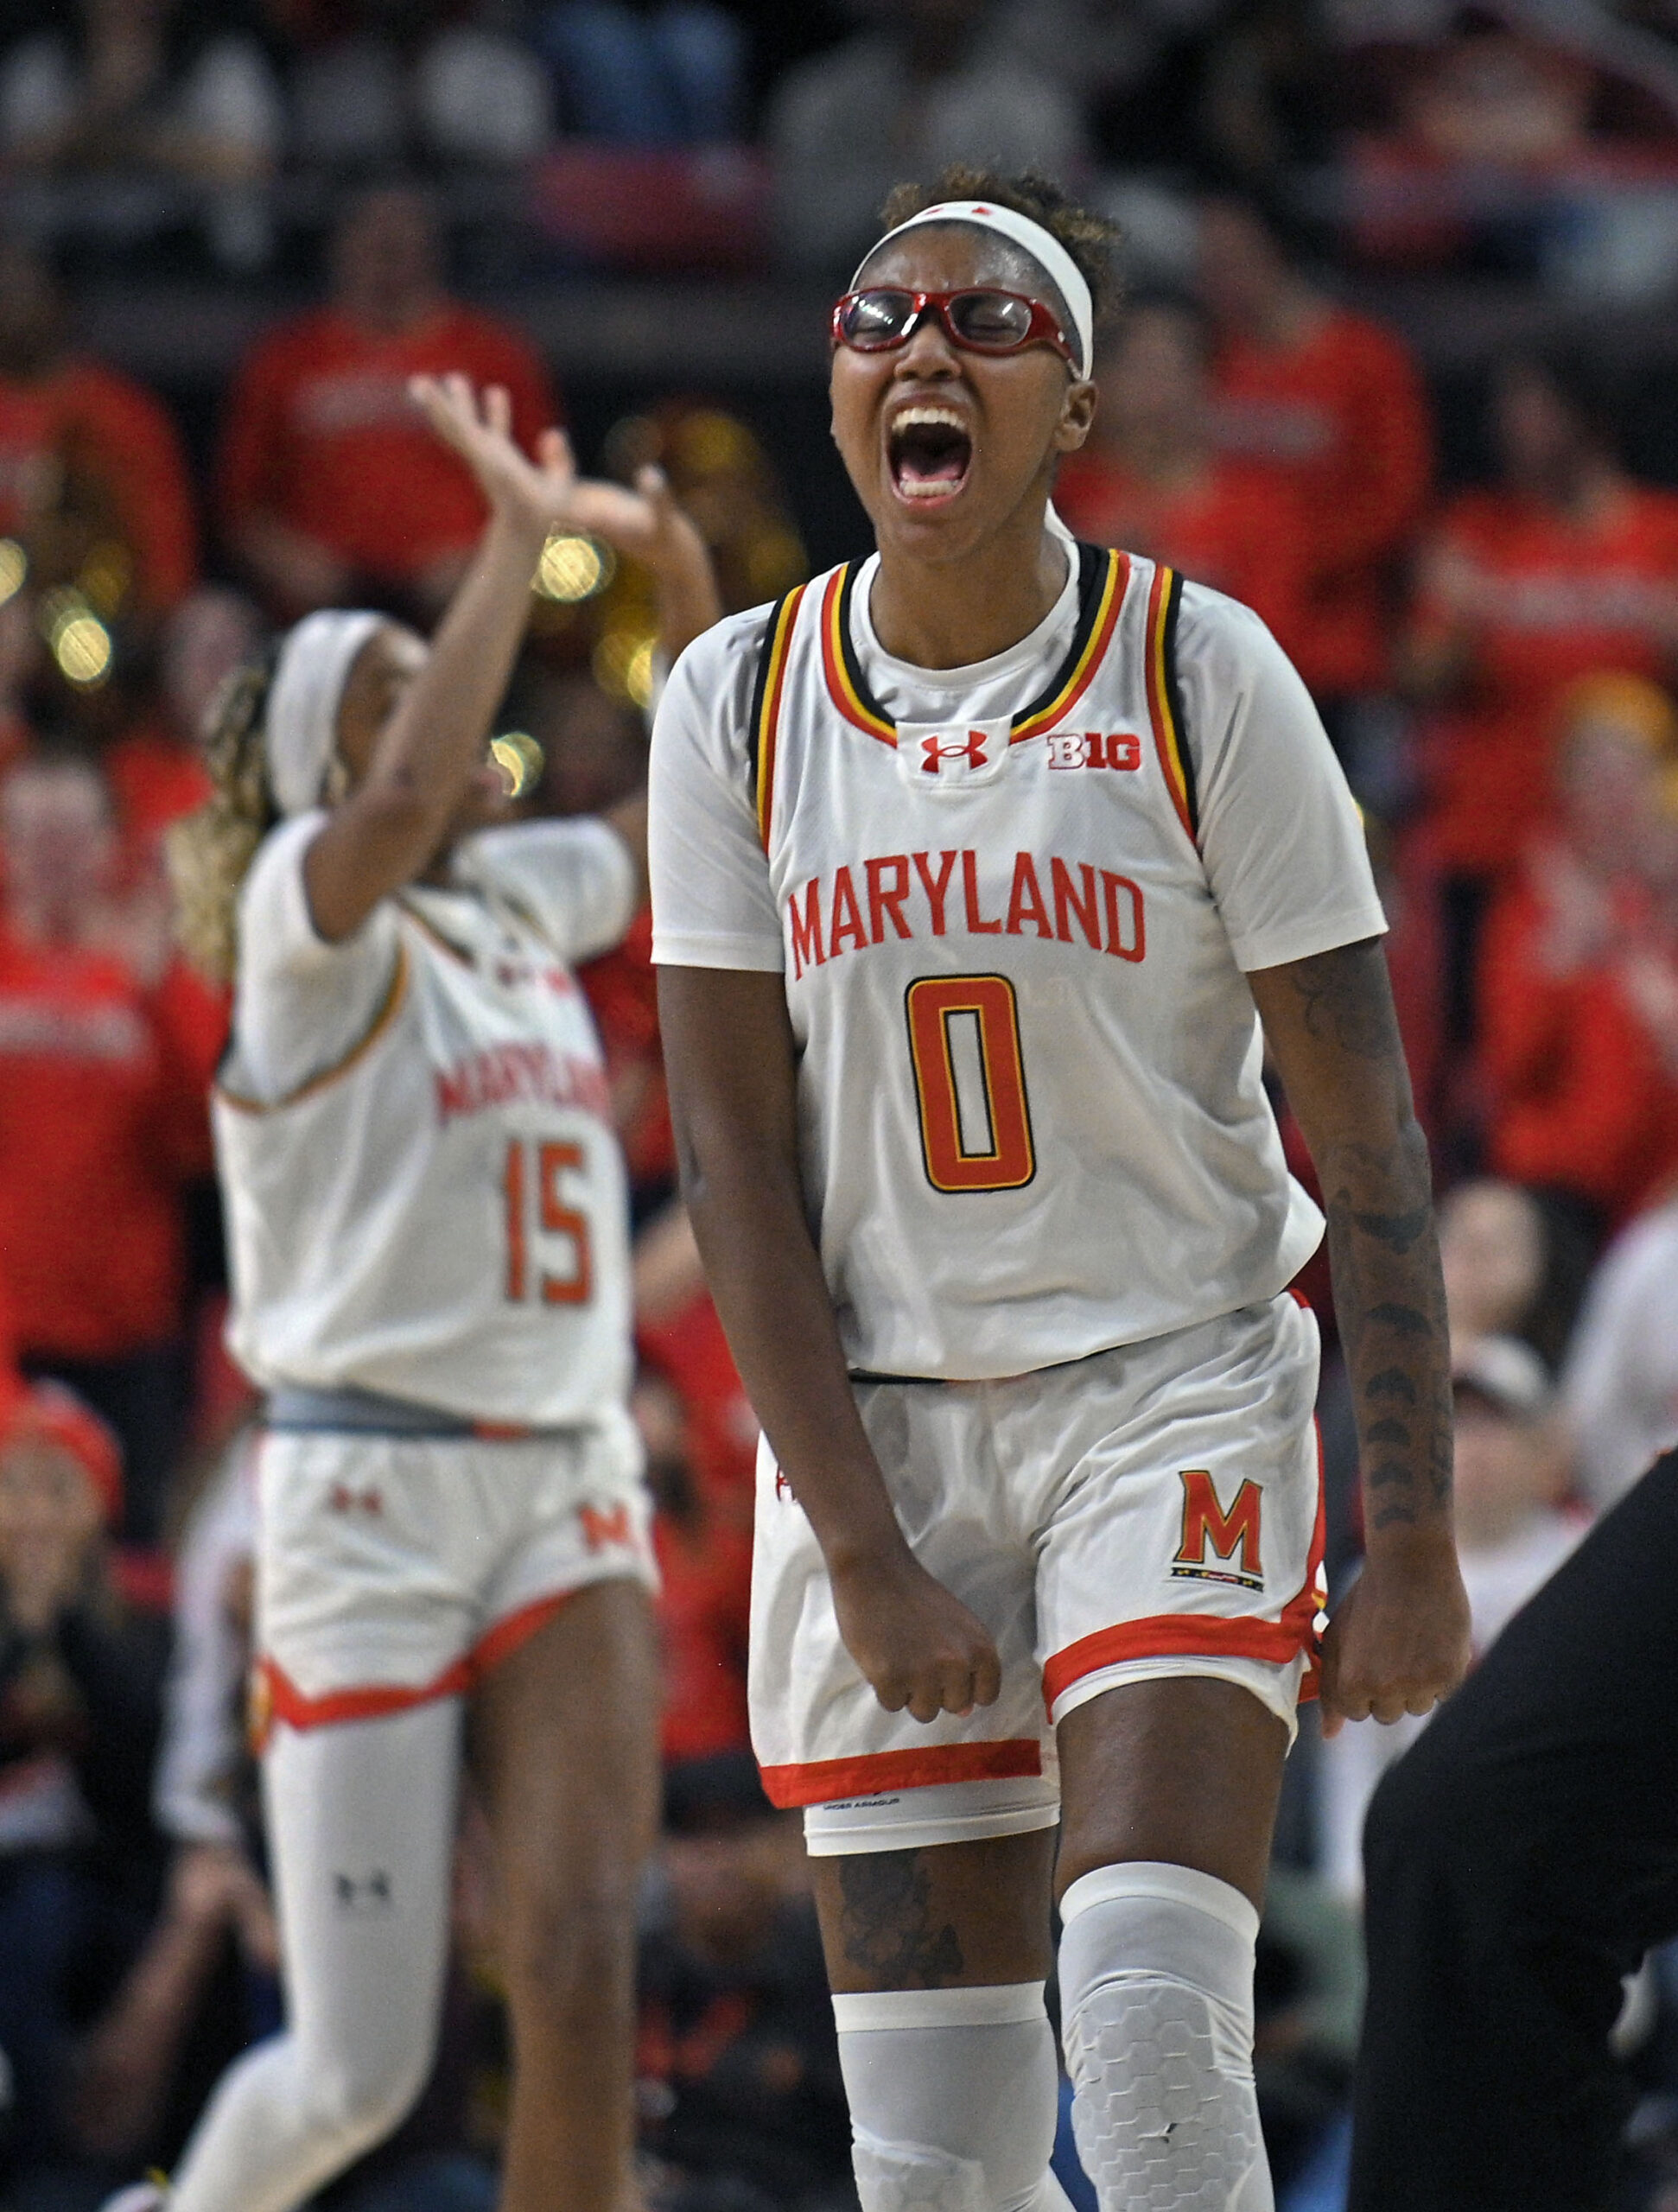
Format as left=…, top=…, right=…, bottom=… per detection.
left=887, top=406, right=973, bottom=503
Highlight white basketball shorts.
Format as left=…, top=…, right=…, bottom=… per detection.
left=253, top=1407, right=656, bottom=1741
left=748, top=1292, right=1325, bottom=1853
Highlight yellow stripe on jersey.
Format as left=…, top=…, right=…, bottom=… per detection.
left=1145, top=563, right=1197, bottom=843
left=216, top=944, right=410, bottom=1114
left=1012, top=547, right=1127, bottom=742
left=820, top=565, right=898, bottom=745
left=753, top=583, right=806, bottom=850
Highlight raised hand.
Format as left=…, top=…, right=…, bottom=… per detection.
left=408, top=373, right=580, bottom=543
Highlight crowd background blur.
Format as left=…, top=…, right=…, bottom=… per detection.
left=2, top=3, right=1678, bottom=2209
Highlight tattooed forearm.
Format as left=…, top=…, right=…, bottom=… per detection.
left=1289, top=944, right=1395, bottom=1060
left=1321, top=1123, right=1452, bottom=1535
left=1251, top=938, right=1455, bottom=1548
left=836, top=1850, right=965, bottom=1986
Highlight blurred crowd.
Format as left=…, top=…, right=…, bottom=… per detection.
left=6, top=1, right=1678, bottom=288
left=1, top=4, right=1678, bottom=2211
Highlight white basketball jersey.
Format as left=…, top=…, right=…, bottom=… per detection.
left=216, top=837, right=632, bottom=1425
left=650, top=543, right=1387, bottom=1380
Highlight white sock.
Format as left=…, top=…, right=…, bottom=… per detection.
left=835, top=1981, right=1066, bottom=2212
left=1058, top=1862, right=1273, bottom=2212
left=169, top=1699, right=461, bottom=2212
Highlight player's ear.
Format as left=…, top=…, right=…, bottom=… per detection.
left=1054, top=377, right=1097, bottom=454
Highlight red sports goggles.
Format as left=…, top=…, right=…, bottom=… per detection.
left=830, top=287, right=1076, bottom=367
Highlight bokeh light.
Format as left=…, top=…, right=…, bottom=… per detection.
left=489, top=730, right=545, bottom=799
left=534, top=533, right=614, bottom=602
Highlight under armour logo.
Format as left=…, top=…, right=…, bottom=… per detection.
left=921, top=730, right=989, bottom=775
left=774, top=1467, right=791, bottom=1501
left=333, top=1869, right=393, bottom=1915
left=328, top=1484, right=383, bottom=1517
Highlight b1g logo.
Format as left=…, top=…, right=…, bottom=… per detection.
left=1046, top=732, right=1142, bottom=772
left=1172, top=1469, right=1264, bottom=1592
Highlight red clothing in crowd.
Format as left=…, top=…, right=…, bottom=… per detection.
left=640, top=1293, right=757, bottom=1512
left=1478, top=864, right=1678, bottom=1223
left=219, top=304, right=559, bottom=588
left=104, top=723, right=214, bottom=868
left=1210, top=308, right=1432, bottom=696
left=582, top=906, right=676, bottom=1193
left=652, top=1509, right=753, bottom=1764
left=1055, top=451, right=1309, bottom=654
left=1414, top=486, right=1678, bottom=876
left=0, top=359, right=198, bottom=613
left=0, top=931, right=221, bottom=1359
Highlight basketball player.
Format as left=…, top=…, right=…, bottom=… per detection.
left=650, top=171, right=1471, bottom=2212
left=109, top=378, right=719, bottom=2212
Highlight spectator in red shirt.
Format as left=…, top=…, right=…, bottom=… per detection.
left=219, top=185, right=561, bottom=624
left=0, top=752, right=221, bottom=1543
left=1478, top=673, right=1678, bottom=1227
left=0, top=236, right=198, bottom=621
left=1408, top=353, right=1678, bottom=887
left=1197, top=192, right=1433, bottom=728
left=1056, top=289, right=1309, bottom=655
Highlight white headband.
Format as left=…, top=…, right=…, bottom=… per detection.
left=264, top=610, right=384, bottom=818
left=853, top=200, right=1095, bottom=378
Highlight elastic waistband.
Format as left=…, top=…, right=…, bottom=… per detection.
left=264, top=1384, right=568, bottom=1440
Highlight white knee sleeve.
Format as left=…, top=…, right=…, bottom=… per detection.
left=1058, top=1863, right=1273, bottom=2212
left=834, top=1983, right=1070, bottom=2212
left=169, top=1701, right=461, bottom=2212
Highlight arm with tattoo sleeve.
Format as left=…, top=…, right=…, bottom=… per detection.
left=1248, top=938, right=1471, bottom=1732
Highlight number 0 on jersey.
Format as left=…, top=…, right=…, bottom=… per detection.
left=905, top=975, right=1036, bottom=1193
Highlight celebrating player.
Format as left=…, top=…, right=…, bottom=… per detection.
left=651, top=170, right=1470, bottom=2212
left=110, top=378, right=718, bottom=2212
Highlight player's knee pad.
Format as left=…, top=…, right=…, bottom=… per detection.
left=299, top=2020, right=434, bottom=2153
left=835, top=1983, right=1061, bottom=2212
left=1058, top=1862, right=1271, bottom=2212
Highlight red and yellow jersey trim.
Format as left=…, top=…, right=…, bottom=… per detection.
left=216, top=944, right=410, bottom=1114
left=750, top=582, right=808, bottom=850
left=1010, top=545, right=1127, bottom=742
left=820, top=565, right=897, bottom=746
left=813, top=543, right=1130, bottom=752
left=1145, top=563, right=1198, bottom=845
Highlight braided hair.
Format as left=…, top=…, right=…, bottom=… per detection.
left=167, top=652, right=277, bottom=983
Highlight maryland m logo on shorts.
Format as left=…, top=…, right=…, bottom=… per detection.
left=1173, top=1468, right=1264, bottom=1592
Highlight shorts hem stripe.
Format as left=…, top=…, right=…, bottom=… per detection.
left=760, top=1738, right=1043, bottom=1810
left=255, top=1586, right=582, bottom=1740
left=1041, top=1609, right=1313, bottom=1713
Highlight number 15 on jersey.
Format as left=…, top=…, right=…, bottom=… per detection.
left=503, top=1137, right=593, bottom=1304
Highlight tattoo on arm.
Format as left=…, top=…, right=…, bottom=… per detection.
left=1290, top=948, right=1395, bottom=1061
left=836, top=1851, right=965, bottom=1987
left=1280, top=944, right=1453, bottom=1539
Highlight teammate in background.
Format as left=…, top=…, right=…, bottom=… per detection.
left=105, top=378, right=721, bottom=2212
left=651, top=169, right=1469, bottom=2212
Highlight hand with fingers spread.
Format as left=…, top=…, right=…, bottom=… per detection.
left=408, top=373, right=582, bottom=544
left=1318, top=1535, right=1471, bottom=1739
left=829, top=1540, right=1002, bottom=1724
left=410, top=374, right=723, bottom=656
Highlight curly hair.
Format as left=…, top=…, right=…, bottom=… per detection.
left=874, top=167, right=1123, bottom=327
left=166, top=653, right=276, bottom=983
